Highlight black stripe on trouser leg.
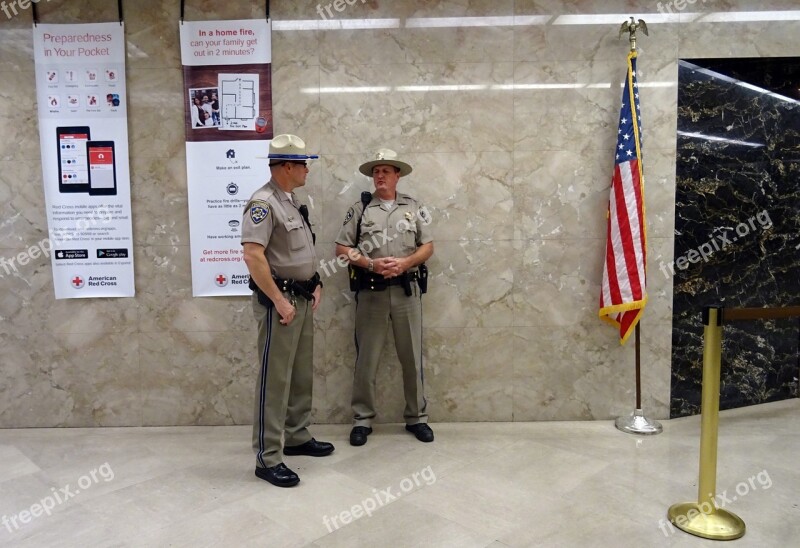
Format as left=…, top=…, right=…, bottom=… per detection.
left=353, top=291, right=359, bottom=372
left=418, top=286, right=427, bottom=408
left=256, top=308, right=273, bottom=469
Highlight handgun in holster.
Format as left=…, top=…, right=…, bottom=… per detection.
left=401, top=273, right=413, bottom=296
left=417, top=263, right=428, bottom=294
left=248, top=277, right=273, bottom=308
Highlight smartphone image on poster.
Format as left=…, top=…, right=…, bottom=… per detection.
left=57, top=126, right=91, bottom=193
left=87, top=141, right=117, bottom=196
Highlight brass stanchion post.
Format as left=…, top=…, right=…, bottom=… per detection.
left=667, top=306, right=746, bottom=540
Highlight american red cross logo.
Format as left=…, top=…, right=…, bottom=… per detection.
left=215, top=274, right=228, bottom=287
left=72, top=276, right=84, bottom=289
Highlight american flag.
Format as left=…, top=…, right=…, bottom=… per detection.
left=599, top=51, right=647, bottom=345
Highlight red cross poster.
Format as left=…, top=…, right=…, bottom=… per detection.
left=33, top=23, right=135, bottom=299
left=179, top=19, right=273, bottom=296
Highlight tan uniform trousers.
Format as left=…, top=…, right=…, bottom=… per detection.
left=252, top=293, right=314, bottom=469
left=352, top=282, right=428, bottom=427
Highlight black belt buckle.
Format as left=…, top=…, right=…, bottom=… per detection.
left=361, top=274, right=388, bottom=291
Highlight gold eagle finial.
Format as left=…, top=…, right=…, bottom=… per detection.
left=619, top=17, right=649, bottom=51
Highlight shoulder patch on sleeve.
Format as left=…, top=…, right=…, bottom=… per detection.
left=343, top=207, right=355, bottom=226
left=418, top=206, right=432, bottom=225
left=249, top=201, right=271, bottom=225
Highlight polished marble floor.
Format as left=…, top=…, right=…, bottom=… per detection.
left=0, top=399, right=797, bottom=547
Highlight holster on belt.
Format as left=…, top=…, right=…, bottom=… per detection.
left=248, top=277, right=273, bottom=308
left=400, top=273, right=413, bottom=297
left=249, top=272, right=321, bottom=306
left=348, top=265, right=364, bottom=292
left=417, top=263, right=428, bottom=294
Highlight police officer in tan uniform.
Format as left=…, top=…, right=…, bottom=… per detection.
left=242, top=134, right=334, bottom=487
left=335, top=149, right=434, bottom=446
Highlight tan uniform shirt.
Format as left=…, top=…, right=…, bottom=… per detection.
left=241, top=179, right=317, bottom=281
left=336, top=192, right=432, bottom=259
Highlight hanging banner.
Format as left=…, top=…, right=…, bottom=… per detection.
left=179, top=19, right=273, bottom=296
left=33, top=22, right=135, bottom=299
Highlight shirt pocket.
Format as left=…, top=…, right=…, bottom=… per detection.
left=284, top=218, right=306, bottom=251
left=360, top=223, right=384, bottom=249
left=399, top=220, right=418, bottom=251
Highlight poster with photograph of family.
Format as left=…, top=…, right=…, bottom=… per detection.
left=189, top=88, right=221, bottom=129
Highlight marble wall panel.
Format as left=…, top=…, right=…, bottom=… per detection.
left=513, top=323, right=671, bottom=420
left=423, top=240, right=515, bottom=329
left=513, top=149, right=613, bottom=240
left=513, top=238, right=602, bottom=328
left=0, top=26, right=34, bottom=72
left=0, top=331, right=141, bottom=427
left=130, top=154, right=190, bottom=247
left=671, top=58, right=800, bottom=417
left=270, top=63, right=322, bottom=152
left=514, top=0, right=681, bottom=63
left=318, top=1, right=516, bottom=67
left=0, top=159, right=49, bottom=247
left=2, top=1, right=798, bottom=427
left=314, top=328, right=354, bottom=423
left=125, top=3, right=181, bottom=70
left=425, top=327, right=515, bottom=422
left=0, top=69, right=39, bottom=162
left=127, top=69, right=186, bottom=160
left=513, top=59, right=678, bottom=154
left=318, top=62, right=514, bottom=154
left=139, top=330, right=252, bottom=426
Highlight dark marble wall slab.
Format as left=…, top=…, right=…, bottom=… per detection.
left=671, top=58, right=800, bottom=418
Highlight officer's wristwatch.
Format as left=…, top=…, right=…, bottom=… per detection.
left=367, top=259, right=374, bottom=272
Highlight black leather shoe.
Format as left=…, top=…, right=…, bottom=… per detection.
left=349, top=426, right=372, bottom=446
left=405, top=423, right=434, bottom=442
left=283, top=438, right=335, bottom=457
left=255, top=463, right=299, bottom=487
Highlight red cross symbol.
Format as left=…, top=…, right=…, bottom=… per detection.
left=216, top=274, right=227, bottom=286
left=72, top=276, right=84, bottom=288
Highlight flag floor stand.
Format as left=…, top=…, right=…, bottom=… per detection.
left=614, top=408, right=662, bottom=435
left=615, top=325, right=663, bottom=435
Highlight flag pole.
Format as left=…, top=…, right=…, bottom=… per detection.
left=613, top=17, right=662, bottom=436
left=615, top=323, right=662, bottom=434
left=635, top=322, right=642, bottom=410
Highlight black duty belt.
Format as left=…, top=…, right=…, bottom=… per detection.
left=273, top=273, right=320, bottom=301
left=248, top=272, right=321, bottom=306
left=360, top=271, right=418, bottom=294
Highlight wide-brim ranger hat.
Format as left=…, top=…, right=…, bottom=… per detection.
left=260, top=134, right=319, bottom=165
left=359, top=148, right=412, bottom=177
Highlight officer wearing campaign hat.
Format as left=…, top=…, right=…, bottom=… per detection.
left=335, top=149, right=435, bottom=446
left=242, top=134, right=333, bottom=487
